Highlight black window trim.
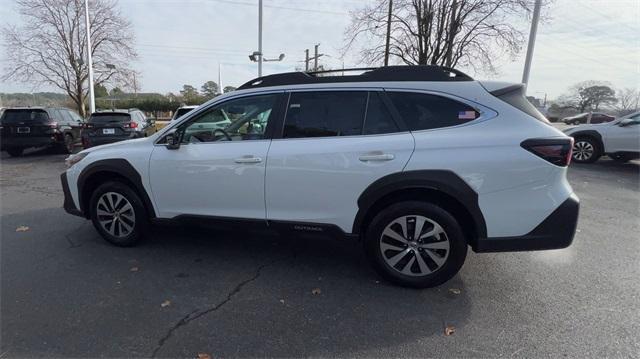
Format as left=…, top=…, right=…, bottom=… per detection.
left=273, top=88, right=408, bottom=140
left=382, top=88, right=498, bottom=133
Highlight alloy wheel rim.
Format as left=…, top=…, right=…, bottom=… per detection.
left=96, top=192, right=135, bottom=238
left=573, top=141, right=594, bottom=161
left=379, top=215, right=450, bottom=277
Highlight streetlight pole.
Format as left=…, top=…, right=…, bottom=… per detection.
left=522, top=0, right=542, bottom=90
left=84, top=0, right=95, bottom=114
left=258, top=0, right=263, bottom=77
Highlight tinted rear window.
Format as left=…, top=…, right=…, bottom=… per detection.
left=1, top=109, right=50, bottom=124
left=494, top=86, right=548, bottom=123
left=387, top=92, right=479, bottom=131
left=89, top=113, right=131, bottom=123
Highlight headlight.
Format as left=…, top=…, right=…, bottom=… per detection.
left=65, top=152, right=89, bottom=168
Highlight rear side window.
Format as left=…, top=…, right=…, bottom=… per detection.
left=0, top=109, right=50, bottom=124
left=283, top=91, right=367, bottom=138
left=363, top=92, right=399, bottom=135
left=493, top=86, right=548, bottom=123
left=89, top=113, right=131, bottom=123
left=387, top=92, right=479, bottom=131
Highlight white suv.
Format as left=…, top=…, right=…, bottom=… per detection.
left=564, top=111, right=640, bottom=163
left=61, top=66, right=579, bottom=288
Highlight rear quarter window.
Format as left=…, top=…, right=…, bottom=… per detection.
left=387, top=92, right=479, bottom=131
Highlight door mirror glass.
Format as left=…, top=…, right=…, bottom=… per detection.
left=164, top=129, right=181, bottom=149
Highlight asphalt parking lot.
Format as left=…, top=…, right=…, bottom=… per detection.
left=1, top=147, right=639, bottom=358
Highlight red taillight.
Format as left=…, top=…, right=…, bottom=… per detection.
left=521, top=138, right=573, bottom=167
left=125, top=122, right=138, bottom=129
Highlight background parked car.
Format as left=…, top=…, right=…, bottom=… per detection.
left=0, top=107, right=83, bottom=156
left=564, top=111, right=640, bottom=163
left=81, top=108, right=155, bottom=148
left=562, top=112, right=615, bottom=125
left=171, top=105, right=198, bottom=121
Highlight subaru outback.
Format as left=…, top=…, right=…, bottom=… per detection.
left=61, top=66, right=579, bottom=288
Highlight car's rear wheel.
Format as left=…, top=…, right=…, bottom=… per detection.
left=573, top=120, right=581, bottom=125
left=6, top=148, right=23, bottom=157
left=63, top=134, right=75, bottom=154
left=89, top=181, right=147, bottom=247
left=572, top=137, right=601, bottom=163
left=610, top=153, right=632, bottom=163
left=364, top=201, right=467, bottom=288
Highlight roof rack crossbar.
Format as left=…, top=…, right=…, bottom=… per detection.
left=237, top=65, right=473, bottom=90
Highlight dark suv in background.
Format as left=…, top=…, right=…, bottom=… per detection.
left=0, top=107, right=83, bottom=156
left=81, top=109, right=155, bottom=148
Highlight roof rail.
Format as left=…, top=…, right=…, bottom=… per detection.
left=237, top=65, right=473, bottom=90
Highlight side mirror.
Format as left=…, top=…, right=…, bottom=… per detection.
left=164, top=128, right=181, bottom=150
left=619, top=118, right=633, bottom=127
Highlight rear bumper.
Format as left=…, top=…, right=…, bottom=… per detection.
left=61, top=172, right=84, bottom=217
left=1, top=136, right=59, bottom=149
left=474, top=193, right=579, bottom=252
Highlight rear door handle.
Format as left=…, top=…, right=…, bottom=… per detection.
left=359, top=153, right=395, bottom=162
left=234, top=155, right=262, bottom=164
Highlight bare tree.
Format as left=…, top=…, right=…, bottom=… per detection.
left=2, top=0, right=137, bottom=116
left=615, top=88, right=640, bottom=115
left=557, top=81, right=617, bottom=113
left=344, top=0, right=538, bottom=72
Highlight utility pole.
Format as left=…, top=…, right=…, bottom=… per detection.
left=258, top=0, right=263, bottom=77
left=522, top=0, right=542, bottom=89
left=384, top=0, right=393, bottom=66
left=305, top=49, right=309, bottom=71
left=303, top=45, right=324, bottom=72
left=84, top=0, right=95, bottom=114
left=218, top=63, right=222, bottom=94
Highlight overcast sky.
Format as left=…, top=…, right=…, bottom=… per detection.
left=0, top=0, right=638, bottom=100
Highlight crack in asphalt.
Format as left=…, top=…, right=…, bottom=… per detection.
left=150, top=257, right=285, bottom=358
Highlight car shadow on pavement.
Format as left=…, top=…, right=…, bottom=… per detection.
left=1, top=207, right=473, bottom=358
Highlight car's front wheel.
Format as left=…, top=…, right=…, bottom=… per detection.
left=89, top=181, right=148, bottom=247
left=364, top=201, right=467, bottom=288
left=572, top=137, right=602, bottom=163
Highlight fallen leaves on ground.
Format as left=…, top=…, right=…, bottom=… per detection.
left=449, top=288, right=461, bottom=295
left=196, top=353, right=211, bottom=359
left=15, top=226, right=30, bottom=232
left=311, top=288, right=321, bottom=295
left=444, top=325, right=456, bottom=336
left=161, top=300, right=171, bottom=308
left=130, top=267, right=139, bottom=272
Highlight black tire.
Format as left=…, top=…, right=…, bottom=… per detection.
left=363, top=201, right=468, bottom=288
left=610, top=153, right=631, bottom=163
left=61, top=134, right=75, bottom=154
left=572, top=136, right=602, bottom=164
left=89, top=181, right=148, bottom=247
left=6, top=148, right=23, bottom=157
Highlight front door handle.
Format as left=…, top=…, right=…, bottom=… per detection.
left=359, top=152, right=395, bottom=162
left=234, top=155, right=262, bottom=164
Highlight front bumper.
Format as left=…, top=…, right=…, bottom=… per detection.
left=61, top=172, right=84, bottom=217
left=475, top=193, right=579, bottom=252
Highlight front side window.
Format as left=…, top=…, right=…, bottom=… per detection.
left=180, top=93, right=279, bottom=143
left=387, top=92, right=479, bottom=131
left=283, top=91, right=367, bottom=138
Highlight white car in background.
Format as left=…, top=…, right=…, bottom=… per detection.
left=564, top=111, right=640, bottom=163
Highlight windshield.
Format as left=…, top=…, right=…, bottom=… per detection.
left=0, top=109, right=50, bottom=124
left=89, top=113, right=131, bottom=123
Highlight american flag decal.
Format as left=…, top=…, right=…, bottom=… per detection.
left=458, top=110, right=476, bottom=120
